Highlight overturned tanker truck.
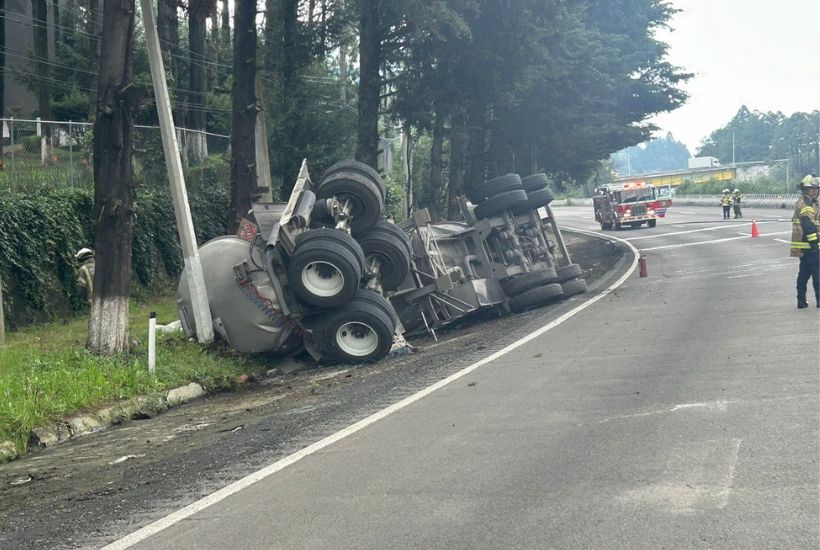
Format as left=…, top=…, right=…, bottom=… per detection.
left=177, top=161, right=585, bottom=363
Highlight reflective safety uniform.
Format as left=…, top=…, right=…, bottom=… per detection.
left=790, top=193, right=819, bottom=306
left=77, top=260, right=95, bottom=305
left=732, top=192, right=742, bottom=218
left=720, top=194, right=733, bottom=219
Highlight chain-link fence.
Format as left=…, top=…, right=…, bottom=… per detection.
left=0, top=118, right=230, bottom=192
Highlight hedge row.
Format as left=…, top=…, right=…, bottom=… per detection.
left=0, top=177, right=230, bottom=329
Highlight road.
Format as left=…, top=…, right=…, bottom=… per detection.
left=3, top=206, right=818, bottom=549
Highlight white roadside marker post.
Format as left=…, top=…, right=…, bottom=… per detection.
left=148, top=312, right=157, bottom=375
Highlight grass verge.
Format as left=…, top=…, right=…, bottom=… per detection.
left=0, top=293, right=281, bottom=459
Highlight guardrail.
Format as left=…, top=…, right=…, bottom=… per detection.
left=556, top=194, right=800, bottom=210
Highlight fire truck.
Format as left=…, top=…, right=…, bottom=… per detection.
left=592, top=180, right=672, bottom=230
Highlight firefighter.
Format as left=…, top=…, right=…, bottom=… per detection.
left=732, top=188, right=742, bottom=218
left=790, top=175, right=820, bottom=308
left=720, top=189, right=733, bottom=220
left=75, top=248, right=95, bottom=306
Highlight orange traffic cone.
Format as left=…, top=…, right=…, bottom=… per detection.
left=751, top=221, right=759, bottom=238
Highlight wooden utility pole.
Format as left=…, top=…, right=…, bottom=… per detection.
left=141, top=0, right=214, bottom=343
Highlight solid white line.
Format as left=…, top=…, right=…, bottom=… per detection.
left=104, top=233, right=639, bottom=550
left=623, top=222, right=772, bottom=241
left=641, top=231, right=790, bottom=251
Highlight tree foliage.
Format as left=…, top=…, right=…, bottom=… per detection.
left=699, top=106, right=820, bottom=178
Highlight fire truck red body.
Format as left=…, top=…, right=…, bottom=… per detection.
left=592, top=180, right=672, bottom=230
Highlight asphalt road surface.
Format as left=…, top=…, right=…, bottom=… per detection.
left=2, top=206, right=818, bottom=549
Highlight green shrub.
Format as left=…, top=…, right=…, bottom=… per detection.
left=0, top=175, right=230, bottom=328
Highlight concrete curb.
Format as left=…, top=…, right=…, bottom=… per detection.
left=0, top=382, right=206, bottom=463
left=0, top=356, right=315, bottom=464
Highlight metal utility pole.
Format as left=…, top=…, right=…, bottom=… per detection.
left=140, top=0, right=213, bottom=343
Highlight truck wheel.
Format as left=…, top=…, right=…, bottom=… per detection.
left=474, top=189, right=528, bottom=219
left=648, top=219, right=657, bottom=228
left=295, top=228, right=366, bottom=267
left=509, top=283, right=563, bottom=313
left=322, top=160, right=386, bottom=201
left=556, top=263, right=582, bottom=283
left=521, top=173, right=549, bottom=192
left=313, top=291, right=396, bottom=363
left=466, top=174, right=522, bottom=204
left=287, top=233, right=363, bottom=308
left=316, top=171, right=384, bottom=234
left=358, top=226, right=411, bottom=291
left=501, top=268, right=558, bottom=297
left=525, top=187, right=553, bottom=208
left=560, top=278, right=587, bottom=297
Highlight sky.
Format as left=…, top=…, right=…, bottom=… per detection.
left=648, top=0, right=820, bottom=154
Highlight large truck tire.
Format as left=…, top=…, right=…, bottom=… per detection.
left=501, top=268, right=559, bottom=297
left=521, top=173, right=549, bottom=192
left=509, top=283, right=564, bottom=313
left=287, top=232, right=364, bottom=308
left=322, top=160, right=386, bottom=201
left=560, top=278, right=587, bottom=297
left=312, top=290, right=396, bottom=363
left=316, top=170, right=384, bottom=234
left=358, top=225, right=411, bottom=291
left=473, top=189, right=528, bottom=219
left=556, top=263, right=583, bottom=283
left=465, top=174, right=522, bottom=204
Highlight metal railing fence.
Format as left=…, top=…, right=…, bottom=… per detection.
left=1, top=118, right=229, bottom=193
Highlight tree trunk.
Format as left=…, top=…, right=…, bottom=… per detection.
left=339, top=34, right=348, bottom=108
left=207, top=3, right=219, bottom=90
left=88, top=0, right=137, bottom=356
left=230, top=0, right=258, bottom=233
left=429, top=111, right=445, bottom=222
left=188, top=0, right=211, bottom=162
left=157, top=0, right=178, bottom=77
left=447, top=111, right=466, bottom=220
left=86, top=0, right=101, bottom=118
left=52, top=0, right=60, bottom=60
left=0, top=0, right=5, bottom=169
left=464, top=106, right=487, bottom=190
left=356, top=0, right=380, bottom=168
left=31, top=0, right=52, bottom=163
left=221, top=0, right=230, bottom=50
left=282, top=0, right=298, bottom=88
left=264, top=0, right=282, bottom=76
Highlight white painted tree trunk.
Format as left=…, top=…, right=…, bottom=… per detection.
left=87, top=296, right=130, bottom=355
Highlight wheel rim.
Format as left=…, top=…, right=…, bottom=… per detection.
left=301, top=261, right=345, bottom=297
left=335, top=322, right=379, bottom=356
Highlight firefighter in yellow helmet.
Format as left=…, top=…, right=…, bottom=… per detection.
left=732, top=188, right=742, bottom=218
left=720, top=189, right=733, bottom=220
left=75, top=248, right=95, bottom=306
left=790, top=175, right=819, bottom=308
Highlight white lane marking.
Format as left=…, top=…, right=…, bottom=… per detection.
left=597, top=400, right=734, bottom=423
left=103, top=231, right=640, bottom=550
left=773, top=238, right=790, bottom=244
left=623, top=223, right=764, bottom=241
left=641, top=231, right=790, bottom=251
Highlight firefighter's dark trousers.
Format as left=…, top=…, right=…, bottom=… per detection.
left=722, top=205, right=731, bottom=219
left=733, top=204, right=742, bottom=218
left=796, top=251, right=820, bottom=305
